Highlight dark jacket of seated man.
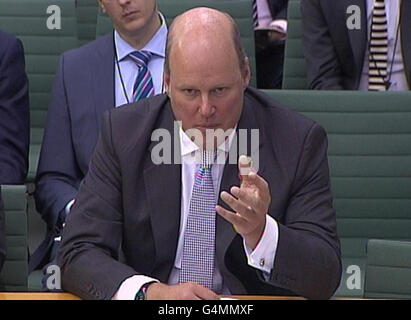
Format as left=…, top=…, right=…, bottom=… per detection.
left=0, top=190, right=5, bottom=273
left=58, top=88, right=342, bottom=300
left=0, top=30, right=30, bottom=184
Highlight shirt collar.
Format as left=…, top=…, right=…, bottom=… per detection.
left=114, top=12, right=167, bottom=61
left=179, top=125, right=237, bottom=158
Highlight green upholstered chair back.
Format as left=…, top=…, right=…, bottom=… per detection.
left=76, top=0, right=98, bottom=46
left=0, top=0, right=78, bottom=182
left=0, top=185, right=28, bottom=291
left=96, top=0, right=257, bottom=87
left=282, top=0, right=307, bottom=89
left=365, top=239, right=411, bottom=299
left=263, top=90, right=411, bottom=297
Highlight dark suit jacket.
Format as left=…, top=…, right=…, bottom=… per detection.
left=302, top=0, right=411, bottom=89
left=31, top=33, right=116, bottom=272
left=58, top=87, right=342, bottom=300
left=0, top=30, right=30, bottom=184
left=268, top=0, right=288, bottom=20
left=0, top=190, right=5, bottom=273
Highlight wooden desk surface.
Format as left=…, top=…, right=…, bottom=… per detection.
left=0, top=293, right=304, bottom=300
left=0, top=293, right=82, bottom=300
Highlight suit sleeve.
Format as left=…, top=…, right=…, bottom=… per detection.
left=301, top=0, right=345, bottom=89
left=34, top=54, right=82, bottom=230
left=268, top=123, right=342, bottom=299
left=57, top=110, right=138, bottom=300
left=270, top=0, right=288, bottom=20
left=0, top=36, right=30, bottom=184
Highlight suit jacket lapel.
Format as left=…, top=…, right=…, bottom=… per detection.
left=346, top=0, right=367, bottom=76
left=143, top=103, right=181, bottom=276
left=401, top=0, right=411, bottom=85
left=91, top=32, right=115, bottom=131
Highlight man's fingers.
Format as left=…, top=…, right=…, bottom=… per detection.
left=191, top=283, right=219, bottom=300
left=219, top=191, right=256, bottom=222
left=230, top=186, right=260, bottom=212
left=244, top=171, right=269, bottom=196
left=215, top=204, right=247, bottom=228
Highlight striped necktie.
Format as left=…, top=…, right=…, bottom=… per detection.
left=179, top=151, right=216, bottom=289
left=368, top=0, right=388, bottom=91
left=252, top=0, right=259, bottom=28
left=129, top=51, right=155, bottom=101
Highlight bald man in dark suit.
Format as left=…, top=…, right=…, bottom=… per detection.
left=58, top=7, right=341, bottom=300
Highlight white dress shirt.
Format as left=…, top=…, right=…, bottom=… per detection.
left=359, top=0, right=409, bottom=91
left=113, top=126, right=279, bottom=299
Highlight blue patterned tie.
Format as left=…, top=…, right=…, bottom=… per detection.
left=252, top=0, right=259, bottom=28
left=179, top=151, right=216, bottom=289
left=129, top=51, right=155, bottom=101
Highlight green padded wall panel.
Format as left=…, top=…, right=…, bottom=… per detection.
left=76, top=0, right=98, bottom=46
left=365, top=239, right=411, bottom=299
left=282, top=0, right=307, bottom=89
left=263, top=90, right=411, bottom=297
left=0, top=185, right=28, bottom=291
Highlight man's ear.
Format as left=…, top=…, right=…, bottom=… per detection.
left=242, top=57, right=251, bottom=89
left=164, top=73, right=171, bottom=94
left=98, top=0, right=106, bottom=14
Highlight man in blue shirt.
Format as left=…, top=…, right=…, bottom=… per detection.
left=31, top=0, right=167, bottom=274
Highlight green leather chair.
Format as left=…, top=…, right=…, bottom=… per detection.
left=0, top=185, right=28, bottom=291
left=365, top=239, right=411, bottom=299
left=96, top=0, right=257, bottom=87
left=0, top=0, right=78, bottom=183
left=76, top=0, right=99, bottom=46
left=264, top=90, right=411, bottom=297
left=282, top=0, right=307, bottom=89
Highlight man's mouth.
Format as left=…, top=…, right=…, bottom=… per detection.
left=122, top=11, right=137, bottom=19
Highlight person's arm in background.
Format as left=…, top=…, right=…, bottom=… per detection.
left=34, top=54, right=82, bottom=233
left=301, top=0, right=345, bottom=89
left=268, top=0, right=288, bottom=35
left=0, top=32, right=30, bottom=184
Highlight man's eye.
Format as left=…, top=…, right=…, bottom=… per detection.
left=183, top=89, right=197, bottom=96
left=213, top=88, right=227, bottom=95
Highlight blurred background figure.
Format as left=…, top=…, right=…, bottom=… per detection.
left=0, top=30, right=30, bottom=185
left=253, top=0, right=289, bottom=88
left=302, top=0, right=410, bottom=90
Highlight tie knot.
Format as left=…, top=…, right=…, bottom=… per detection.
left=202, top=151, right=215, bottom=168
left=129, top=50, right=152, bottom=67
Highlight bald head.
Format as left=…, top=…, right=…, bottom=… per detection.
left=165, top=7, right=248, bottom=76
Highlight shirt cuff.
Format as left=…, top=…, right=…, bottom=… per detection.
left=269, top=19, right=288, bottom=33
left=243, top=215, right=279, bottom=274
left=111, top=275, right=159, bottom=300
left=65, top=199, right=75, bottom=216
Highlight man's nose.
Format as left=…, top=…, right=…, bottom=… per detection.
left=199, top=95, right=215, bottom=118
left=118, top=0, right=131, bottom=6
